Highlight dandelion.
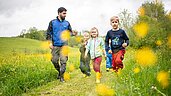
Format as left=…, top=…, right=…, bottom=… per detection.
left=96, top=84, right=115, bottom=96
left=64, top=72, right=70, bottom=81
left=75, top=36, right=82, bottom=43
left=41, top=41, right=50, bottom=49
left=61, top=30, right=70, bottom=41
left=156, top=40, right=162, bottom=46
left=133, top=22, right=149, bottom=38
left=133, top=67, right=140, bottom=73
left=157, top=71, right=170, bottom=88
left=135, top=47, right=157, bottom=66
left=69, top=64, right=75, bottom=72
left=61, top=46, right=69, bottom=56
left=44, top=53, right=52, bottom=61
left=168, top=34, right=171, bottom=48
left=138, top=7, right=145, bottom=16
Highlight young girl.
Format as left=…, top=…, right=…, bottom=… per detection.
left=85, top=27, right=106, bottom=83
left=79, top=31, right=91, bottom=77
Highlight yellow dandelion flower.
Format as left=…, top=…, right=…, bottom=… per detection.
left=61, top=46, right=69, bottom=56
left=168, top=34, right=171, bottom=48
left=96, top=84, right=115, bottom=96
left=156, top=40, right=162, bottom=46
left=133, top=67, right=140, bottom=73
left=133, top=22, right=149, bottom=38
left=138, top=7, right=145, bottom=16
left=61, top=30, right=70, bottom=41
left=41, top=41, right=50, bottom=49
left=64, top=72, right=70, bottom=81
left=135, top=47, right=157, bottom=66
left=75, top=36, right=82, bottom=43
left=69, top=64, right=75, bottom=72
left=157, top=71, right=170, bottom=88
left=44, top=53, right=52, bottom=61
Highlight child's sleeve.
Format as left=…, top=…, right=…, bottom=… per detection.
left=123, top=30, right=129, bottom=46
left=85, top=39, right=90, bottom=51
left=105, top=32, right=110, bottom=51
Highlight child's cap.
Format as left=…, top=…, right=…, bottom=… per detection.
left=110, top=16, right=119, bottom=22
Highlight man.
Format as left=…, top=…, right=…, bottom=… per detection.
left=46, top=7, right=76, bottom=82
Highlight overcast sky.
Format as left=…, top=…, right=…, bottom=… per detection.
left=0, top=0, right=171, bottom=37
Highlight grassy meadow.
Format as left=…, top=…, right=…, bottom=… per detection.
left=0, top=37, right=170, bottom=96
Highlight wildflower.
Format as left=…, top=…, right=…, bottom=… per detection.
left=96, top=84, right=115, bottom=96
left=69, top=64, right=75, bottom=72
left=168, top=34, right=171, bottom=48
left=64, top=72, right=70, bottom=81
left=156, top=40, right=162, bottom=46
left=61, top=30, right=70, bottom=41
left=61, top=46, right=69, bottom=56
left=133, top=22, right=149, bottom=38
left=157, top=71, right=170, bottom=88
left=135, top=47, right=157, bottom=66
left=133, top=67, right=140, bottom=73
left=138, top=7, right=145, bottom=16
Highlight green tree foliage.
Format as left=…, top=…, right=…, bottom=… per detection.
left=18, top=27, right=46, bottom=41
left=130, top=0, right=171, bottom=49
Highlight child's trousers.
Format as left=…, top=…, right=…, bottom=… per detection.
left=92, top=56, right=102, bottom=72
left=112, top=50, right=125, bottom=72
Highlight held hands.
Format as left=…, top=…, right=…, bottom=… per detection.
left=122, top=43, right=128, bottom=48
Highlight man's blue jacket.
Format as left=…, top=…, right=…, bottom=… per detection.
left=46, top=17, right=72, bottom=47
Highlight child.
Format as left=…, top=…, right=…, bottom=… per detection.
left=85, top=27, right=106, bottom=83
left=106, top=39, right=112, bottom=72
left=79, top=31, right=91, bottom=77
left=105, top=16, right=129, bottom=72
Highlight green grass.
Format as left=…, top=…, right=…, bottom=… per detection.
left=0, top=37, right=170, bottom=96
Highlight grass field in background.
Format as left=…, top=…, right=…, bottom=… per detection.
left=0, top=37, right=170, bottom=96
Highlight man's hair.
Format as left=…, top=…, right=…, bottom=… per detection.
left=58, top=7, right=67, bottom=13
left=110, top=16, right=119, bottom=22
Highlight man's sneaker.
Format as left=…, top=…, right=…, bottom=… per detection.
left=60, top=77, right=65, bottom=82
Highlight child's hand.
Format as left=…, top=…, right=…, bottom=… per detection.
left=108, top=50, right=112, bottom=54
left=122, top=43, right=127, bottom=48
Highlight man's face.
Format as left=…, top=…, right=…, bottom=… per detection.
left=110, top=20, right=119, bottom=29
left=59, top=11, right=67, bottom=20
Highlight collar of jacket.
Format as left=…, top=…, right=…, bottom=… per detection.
left=56, top=16, right=64, bottom=22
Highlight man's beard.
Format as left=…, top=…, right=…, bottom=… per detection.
left=60, top=16, right=65, bottom=20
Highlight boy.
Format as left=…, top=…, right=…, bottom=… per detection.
left=105, top=16, right=129, bottom=72
left=79, top=31, right=91, bottom=77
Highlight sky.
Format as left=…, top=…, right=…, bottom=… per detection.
left=0, top=0, right=171, bottom=37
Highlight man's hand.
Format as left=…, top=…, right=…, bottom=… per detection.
left=122, top=43, right=127, bottom=48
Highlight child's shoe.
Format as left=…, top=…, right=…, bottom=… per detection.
left=106, top=68, right=110, bottom=72
left=96, top=72, right=101, bottom=83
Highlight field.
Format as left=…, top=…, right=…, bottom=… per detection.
left=0, top=37, right=170, bottom=96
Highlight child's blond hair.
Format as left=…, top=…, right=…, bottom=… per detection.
left=90, top=27, right=99, bottom=37
left=110, top=16, right=119, bottom=22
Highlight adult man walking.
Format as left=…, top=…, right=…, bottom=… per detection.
left=46, top=7, right=76, bottom=82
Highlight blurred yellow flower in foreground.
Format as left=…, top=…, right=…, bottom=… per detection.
left=157, top=71, right=170, bottom=88
left=44, top=53, right=52, bottom=61
left=133, top=22, right=149, bottom=38
left=61, top=30, right=70, bottom=41
left=75, top=36, right=82, bottom=43
left=133, top=67, right=140, bottom=74
left=61, top=46, right=69, bottom=56
left=69, top=64, right=75, bottom=72
left=168, top=34, right=171, bottom=48
left=135, top=47, right=157, bottom=66
left=96, top=84, right=115, bottom=96
left=64, top=72, right=70, bottom=81
left=156, top=40, right=162, bottom=46
left=41, top=41, right=50, bottom=49
left=138, top=7, right=145, bottom=16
